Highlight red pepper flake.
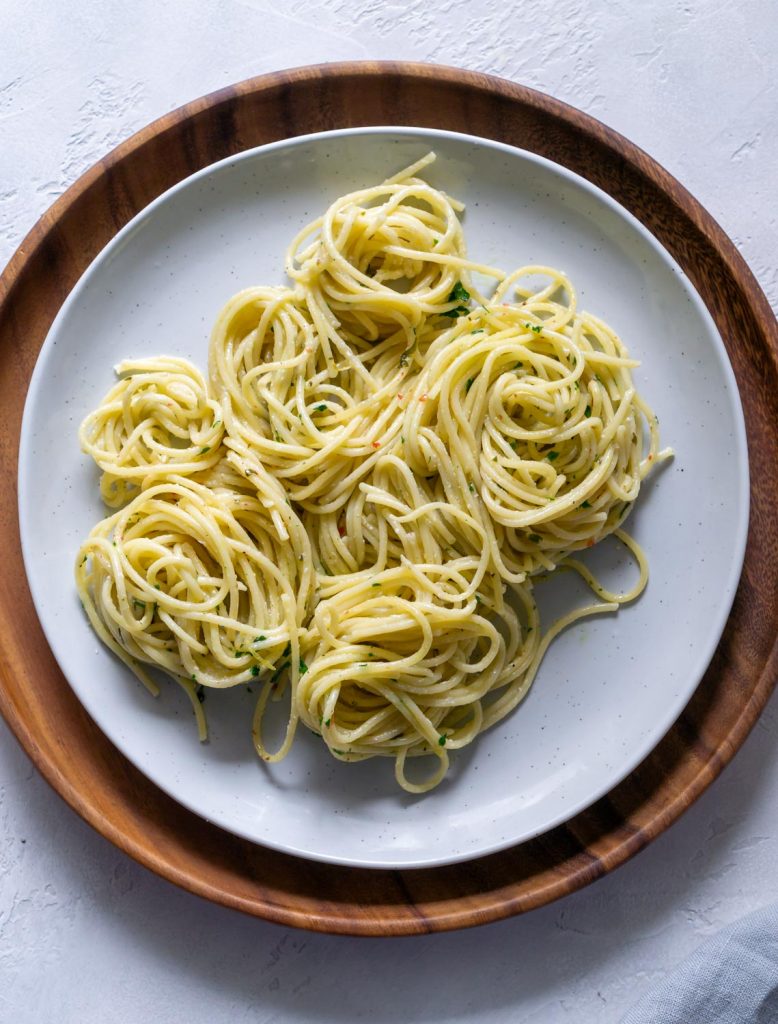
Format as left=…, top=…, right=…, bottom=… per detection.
left=587, top=538, right=595, bottom=547
left=337, top=521, right=346, bottom=537
left=648, top=454, right=654, bottom=461
left=419, top=394, right=428, bottom=403
left=397, top=393, right=403, bottom=400
left=372, top=441, right=381, bottom=449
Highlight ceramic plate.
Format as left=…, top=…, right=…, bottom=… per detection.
left=18, top=127, right=749, bottom=869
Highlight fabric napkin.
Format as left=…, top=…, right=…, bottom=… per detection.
left=621, top=903, right=778, bottom=1023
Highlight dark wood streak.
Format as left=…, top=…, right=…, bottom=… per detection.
left=0, top=62, right=776, bottom=936
left=390, top=872, right=434, bottom=934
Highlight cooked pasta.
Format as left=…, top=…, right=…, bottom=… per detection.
left=79, top=357, right=224, bottom=507
left=402, top=266, right=666, bottom=578
left=75, top=458, right=314, bottom=749
left=76, top=153, right=671, bottom=793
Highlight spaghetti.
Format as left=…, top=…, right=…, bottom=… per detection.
left=76, top=154, right=671, bottom=793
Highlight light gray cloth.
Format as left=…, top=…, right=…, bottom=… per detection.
left=622, top=904, right=778, bottom=1023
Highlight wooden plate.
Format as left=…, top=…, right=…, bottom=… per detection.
left=1, top=62, right=776, bottom=936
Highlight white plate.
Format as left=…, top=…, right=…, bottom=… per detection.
left=18, top=128, right=748, bottom=869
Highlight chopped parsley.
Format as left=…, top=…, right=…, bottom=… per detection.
left=529, top=534, right=541, bottom=543
left=584, top=405, right=592, bottom=418
left=194, top=684, right=205, bottom=703
left=282, top=642, right=291, bottom=657
left=299, top=658, right=308, bottom=675
left=250, top=665, right=259, bottom=677
left=315, top=404, right=327, bottom=412
left=465, top=377, right=474, bottom=393
left=255, top=635, right=266, bottom=643
left=468, top=482, right=476, bottom=493
left=580, top=500, right=592, bottom=509
left=546, top=451, right=559, bottom=462
left=200, top=446, right=210, bottom=454
left=524, top=322, right=543, bottom=334
left=441, top=281, right=471, bottom=318
left=438, top=734, right=447, bottom=746
left=132, top=599, right=146, bottom=611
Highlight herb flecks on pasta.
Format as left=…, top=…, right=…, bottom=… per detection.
left=76, top=154, right=672, bottom=793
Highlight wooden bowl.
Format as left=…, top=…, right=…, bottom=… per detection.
left=1, top=62, right=776, bottom=936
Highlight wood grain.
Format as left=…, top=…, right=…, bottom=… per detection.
left=0, top=62, right=776, bottom=936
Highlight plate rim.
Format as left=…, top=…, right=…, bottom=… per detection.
left=17, top=123, right=750, bottom=869
left=1, top=61, right=776, bottom=934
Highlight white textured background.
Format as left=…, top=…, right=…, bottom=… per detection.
left=1, top=1, right=776, bottom=1021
